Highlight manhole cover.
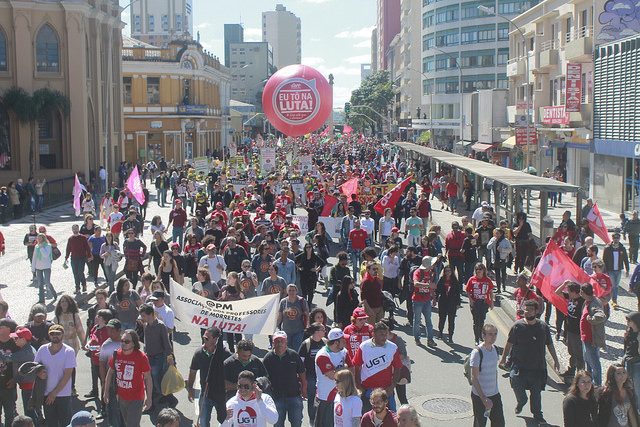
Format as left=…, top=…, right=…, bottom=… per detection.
left=422, top=397, right=472, bottom=415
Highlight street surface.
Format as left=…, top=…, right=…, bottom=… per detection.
left=1, top=183, right=628, bottom=426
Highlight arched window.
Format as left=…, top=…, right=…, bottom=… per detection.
left=36, top=24, right=59, bottom=72
left=0, top=28, right=6, bottom=71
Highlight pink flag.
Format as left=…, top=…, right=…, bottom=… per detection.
left=586, top=202, right=611, bottom=244
left=73, top=174, right=83, bottom=216
left=374, top=176, right=413, bottom=215
left=340, top=177, right=359, bottom=203
left=321, top=194, right=338, bottom=216
left=531, top=239, right=592, bottom=315
left=343, top=125, right=353, bottom=134
left=126, top=166, right=146, bottom=205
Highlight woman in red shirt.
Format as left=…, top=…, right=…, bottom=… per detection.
left=465, top=263, right=495, bottom=345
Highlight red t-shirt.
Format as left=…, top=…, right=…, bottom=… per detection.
left=361, top=273, right=383, bottom=309
left=343, top=324, right=374, bottom=360
left=580, top=304, right=593, bottom=343
left=417, top=199, right=431, bottom=219
left=412, top=268, right=434, bottom=302
left=349, top=228, right=369, bottom=251
left=446, top=182, right=459, bottom=198
left=170, top=208, right=188, bottom=228
left=465, top=276, right=494, bottom=305
left=591, top=272, right=612, bottom=298
left=109, top=349, right=151, bottom=401
left=277, top=195, right=292, bottom=209
left=513, top=288, right=538, bottom=320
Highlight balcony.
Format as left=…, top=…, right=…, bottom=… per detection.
left=538, top=40, right=558, bottom=68
left=565, top=26, right=593, bottom=61
left=569, top=103, right=592, bottom=124
left=506, top=57, right=525, bottom=77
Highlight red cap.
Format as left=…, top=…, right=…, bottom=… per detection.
left=216, top=202, right=223, bottom=207
left=10, top=327, right=32, bottom=341
left=242, top=210, right=250, bottom=216
left=175, top=199, right=182, bottom=204
left=391, top=227, right=400, bottom=233
left=352, top=307, right=368, bottom=319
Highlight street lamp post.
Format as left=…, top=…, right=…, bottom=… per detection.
left=406, top=66, right=433, bottom=146
left=478, top=5, right=532, bottom=169
left=432, top=47, right=463, bottom=150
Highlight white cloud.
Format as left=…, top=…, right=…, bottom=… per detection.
left=244, top=28, right=262, bottom=42
left=315, top=65, right=361, bottom=76
left=353, top=39, right=370, bottom=48
left=345, top=54, right=371, bottom=64
left=333, top=86, right=355, bottom=107
left=196, top=22, right=210, bottom=30
left=335, top=26, right=375, bottom=39
left=302, top=57, right=326, bottom=66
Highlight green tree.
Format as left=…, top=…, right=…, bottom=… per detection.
left=349, top=70, right=394, bottom=134
left=3, top=87, right=70, bottom=177
left=419, top=131, right=431, bottom=145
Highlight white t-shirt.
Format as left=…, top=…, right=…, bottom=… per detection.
left=379, top=217, right=394, bottom=237
left=382, top=255, right=400, bottom=279
left=154, top=304, right=175, bottom=330
left=315, top=346, right=348, bottom=401
left=470, top=344, right=499, bottom=397
left=361, top=218, right=375, bottom=237
left=334, top=394, right=362, bottom=427
left=199, top=255, right=227, bottom=283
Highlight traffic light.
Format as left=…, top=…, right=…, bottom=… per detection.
left=345, top=102, right=351, bottom=120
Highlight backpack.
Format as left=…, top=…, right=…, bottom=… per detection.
left=463, top=346, right=484, bottom=386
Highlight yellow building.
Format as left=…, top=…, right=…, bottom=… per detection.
left=0, top=0, right=123, bottom=184
left=122, top=35, right=231, bottom=165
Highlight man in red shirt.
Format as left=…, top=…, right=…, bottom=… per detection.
left=277, top=189, right=293, bottom=215
left=167, top=199, right=188, bottom=248
left=343, top=307, right=374, bottom=361
left=446, top=180, right=460, bottom=214
left=417, top=192, right=432, bottom=234
left=513, top=272, right=542, bottom=320
left=445, top=221, right=466, bottom=282
left=412, top=256, right=437, bottom=347
left=104, top=330, right=152, bottom=426
left=361, top=262, right=384, bottom=325
left=270, top=204, right=286, bottom=232
left=347, top=219, right=371, bottom=277
left=65, top=224, right=93, bottom=293
left=360, top=389, right=398, bottom=427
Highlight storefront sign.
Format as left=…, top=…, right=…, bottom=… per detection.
left=542, top=106, right=570, bottom=125
left=593, top=139, right=640, bottom=158
left=515, top=127, right=538, bottom=146
left=150, top=121, right=163, bottom=129
left=516, top=100, right=532, bottom=110
left=566, top=64, right=582, bottom=112
left=177, top=105, right=207, bottom=115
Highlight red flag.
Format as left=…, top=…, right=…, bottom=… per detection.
left=340, top=177, right=359, bottom=203
left=374, top=176, right=413, bottom=215
left=531, top=239, right=591, bottom=315
left=343, top=125, right=353, bottom=134
left=320, top=127, right=329, bottom=136
left=321, top=194, right=338, bottom=216
left=586, top=202, right=611, bottom=244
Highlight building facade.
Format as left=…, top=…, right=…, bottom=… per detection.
left=377, top=0, right=402, bottom=72
left=224, top=24, right=244, bottom=68
left=262, top=4, right=301, bottom=69
left=0, top=0, right=123, bottom=183
left=228, top=42, right=274, bottom=109
left=130, top=0, right=193, bottom=47
left=122, top=36, right=230, bottom=165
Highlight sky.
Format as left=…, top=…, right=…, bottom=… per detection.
left=120, top=0, right=377, bottom=108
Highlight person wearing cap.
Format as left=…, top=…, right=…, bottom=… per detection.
left=313, top=328, right=349, bottom=427
left=352, top=322, right=403, bottom=414
left=411, top=256, right=438, bottom=347
left=254, top=209, right=274, bottom=233
left=471, top=201, right=492, bottom=228
left=167, top=199, right=188, bottom=248
left=199, top=243, right=226, bottom=284
left=104, top=329, right=152, bottom=426
left=66, top=410, right=95, bottom=427
left=149, top=290, right=175, bottom=331
left=34, top=324, right=76, bottom=427
left=99, top=318, right=122, bottom=425
left=12, top=327, right=37, bottom=423
left=263, top=330, right=307, bottom=427
left=343, top=307, right=374, bottom=361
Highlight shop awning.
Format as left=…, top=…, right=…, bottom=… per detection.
left=501, top=136, right=516, bottom=149
left=471, top=142, right=497, bottom=152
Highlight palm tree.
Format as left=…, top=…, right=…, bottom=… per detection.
left=3, top=87, right=70, bottom=176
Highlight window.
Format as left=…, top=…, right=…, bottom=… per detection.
left=423, top=12, right=434, bottom=28
left=461, top=5, right=479, bottom=19
left=479, top=54, right=494, bottom=66
left=123, top=77, right=132, bottom=104
left=461, top=56, right=477, bottom=67
left=423, top=80, right=434, bottom=95
left=436, top=7, right=458, bottom=24
left=461, top=29, right=477, bottom=44
left=0, top=29, right=6, bottom=71
left=423, top=35, right=434, bottom=50
left=436, top=32, right=459, bottom=46
left=497, top=78, right=508, bottom=89
left=498, top=25, right=509, bottom=40
left=162, top=15, right=169, bottom=31
left=134, top=15, right=141, bottom=32
left=478, top=28, right=495, bottom=42
left=148, top=15, right=155, bottom=32
left=147, top=77, right=160, bottom=104
left=498, top=1, right=530, bottom=14
left=176, top=15, right=182, bottom=31
left=497, top=51, right=509, bottom=65
left=36, top=24, right=59, bottom=72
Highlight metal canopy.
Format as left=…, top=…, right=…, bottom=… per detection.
left=392, top=141, right=580, bottom=193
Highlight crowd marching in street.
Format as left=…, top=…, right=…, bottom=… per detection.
left=0, top=134, right=639, bottom=427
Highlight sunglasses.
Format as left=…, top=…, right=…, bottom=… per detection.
left=49, top=332, right=62, bottom=336
left=121, top=339, right=132, bottom=344
left=237, top=383, right=252, bottom=390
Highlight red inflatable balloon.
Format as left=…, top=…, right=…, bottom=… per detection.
left=262, top=65, right=332, bottom=137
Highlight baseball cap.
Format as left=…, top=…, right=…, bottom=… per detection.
left=327, top=328, right=344, bottom=341
left=10, top=327, right=32, bottom=341
left=216, top=202, right=223, bottom=207
left=48, top=324, right=64, bottom=334
left=171, top=242, right=181, bottom=249
left=242, top=210, right=250, bottom=216
left=67, top=410, right=95, bottom=427
left=206, top=244, right=217, bottom=251
left=481, top=201, right=489, bottom=207
left=352, top=307, right=368, bottom=319
left=106, top=318, right=122, bottom=329
left=391, top=227, right=400, bottom=233
left=149, top=290, right=165, bottom=301
left=175, top=199, right=182, bottom=204
left=38, top=226, right=47, bottom=233
left=420, top=256, right=435, bottom=269
left=273, top=331, right=287, bottom=340
left=32, top=304, right=46, bottom=317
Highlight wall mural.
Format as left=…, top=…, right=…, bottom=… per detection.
left=597, top=0, right=640, bottom=42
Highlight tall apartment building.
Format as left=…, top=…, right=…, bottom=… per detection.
left=371, top=28, right=379, bottom=73
left=224, top=24, right=244, bottom=67
left=420, top=0, right=535, bottom=149
left=228, top=42, right=274, bottom=108
left=130, top=0, right=194, bottom=47
left=377, top=0, right=401, bottom=71
left=262, top=4, right=301, bottom=69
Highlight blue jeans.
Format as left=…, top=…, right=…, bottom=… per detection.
left=306, top=373, right=317, bottom=423
left=509, top=368, right=543, bottom=418
left=148, top=354, right=168, bottom=403
left=464, top=261, right=476, bottom=284
left=413, top=299, right=434, bottom=340
left=35, top=268, right=55, bottom=302
left=449, top=196, right=458, bottom=212
left=36, top=195, right=43, bottom=211
left=477, top=247, right=490, bottom=269
left=608, top=269, right=622, bottom=302
left=350, top=250, right=362, bottom=277
left=172, top=226, right=184, bottom=248
left=70, top=257, right=87, bottom=290
left=288, top=331, right=303, bottom=353
left=157, top=188, right=166, bottom=207
left=274, top=396, right=303, bottom=427
left=199, top=395, right=217, bottom=427
left=104, top=264, right=117, bottom=294
left=583, top=341, right=602, bottom=386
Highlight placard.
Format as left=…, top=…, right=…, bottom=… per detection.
left=566, top=63, right=582, bottom=113
left=261, top=148, right=276, bottom=173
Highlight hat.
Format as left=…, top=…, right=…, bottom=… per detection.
left=238, top=202, right=245, bottom=207
left=10, top=327, right=32, bottom=341
left=175, top=199, right=183, bottom=204
left=273, top=331, right=287, bottom=341
left=352, top=307, right=368, bottom=319
left=420, top=256, right=435, bottom=269
left=275, top=203, right=281, bottom=208
left=32, top=305, right=46, bottom=317
left=517, top=269, right=531, bottom=282
left=391, top=227, right=400, bottom=233
left=481, top=201, right=489, bottom=208
left=327, top=328, right=344, bottom=341
left=38, top=226, right=47, bottom=233
left=171, top=242, right=181, bottom=249
left=257, top=209, right=265, bottom=214
left=106, top=318, right=122, bottom=329
left=235, top=194, right=241, bottom=198
left=216, top=202, right=223, bottom=207
left=242, top=210, right=250, bottom=216
left=48, top=324, right=64, bottom=334
left=482, top=213, right=492, bottom=220
left=149, top=290, right=165, bottom=301
left=206, top=244, right=216, bottom=251
left=67, top=411, right=95, bottom=427
left=18, top=361, right=46, bottom=378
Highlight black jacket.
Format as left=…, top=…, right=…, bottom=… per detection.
left=435, top=275, right=461, bottom=308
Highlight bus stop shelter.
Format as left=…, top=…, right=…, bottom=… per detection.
left=391, top=142, right=582, bottom=240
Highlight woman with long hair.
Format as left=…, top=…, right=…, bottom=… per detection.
left=183, top=233, right=202, bottom=282
left=169, top=242, right=185, bottom=285
left=466, top=263, right=495, bottom=345
left=295, top=242, right=326, bottom=305
left=598, top=363, right=638, bottom=426
left=100, top=232, right=120, bottom=293
left=335, top=276, right=359, bottom=329
left=108, top=278, right=142, bottom=330
left=305, top=308, right=329, bottom=339
left=193, top=267, right=219, bottom=300
left=149, top=230, right=169, bottom=275
left=122, top=228, right=146, bottom=287
left=435, top=264, right=461, bottom=343
left=158, top=250, right=180, bottom=288
left=487, top=228, right=512, bottom=294
left=334, top=369, right=362, bottom=427
left=53, top=295, right=84, bottom=395
left=219, top=272, right=244, bottom=351
left=32, top=233, right=56, bottom=303
left=562, top=370, right=598, bottom=427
